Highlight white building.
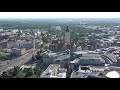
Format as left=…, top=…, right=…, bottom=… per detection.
left=11, top=29, right=18, bottom=34
left=108, top=31, right=115, bottom=35
left=0, top=29, right=3, bottom=32
left=56, top=26, right=61, bottom=31
left=40, top=64, right=67, bottom=78
left=116, top=31, right=120, bottom=35
left=51, top=26, right=61, bottom=31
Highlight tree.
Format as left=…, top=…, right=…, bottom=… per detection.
left=7, top=69, right=13, bottom=76
left=37, top=51, right=40, bottom=55
left=43, top=45, right=49, bottom=50
left=39, top=49, right=43, bottom=53
left=34, top=67, right=42, bottom=77
left=32, top=54, right=37, bottom=62
left=12, top=66, right=22, bottom=77
left=16, top=72, right=25, bottom=78
left=1, top=71, right=9, bottom=78
left=35, top=49, right=43, bottom=63
left=42, top=36, right=49, bottom=44
left=41, top=44, right=43, bottom=48
left=25, top=67, right=34, bottom=78
left=27, top=75, right=36, bottom=78
left=36, top=54, right=40, bottom=60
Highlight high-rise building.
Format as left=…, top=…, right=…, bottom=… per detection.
left=65, top=25, right=70, bottom=43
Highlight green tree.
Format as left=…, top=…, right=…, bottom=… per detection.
left=34, top=67, right=41, bottom=77
left=25, top=67, right=34, bottom=78
left=32, top=54, right=37, bottom=62
left=12, top=66, right=22, bottom=77
left=16, top=72, right=25, bottom=78
left=43, top=45, right=49, bottom=50
left=36, top=54, right=40, bottom=60
left=27, top=75, right=36, bottom=78
left=2, top=71, right=9, bottom=78
left=37, top=51, right=40, bottom=55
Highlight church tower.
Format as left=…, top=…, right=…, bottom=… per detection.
left=32, top=36, right=35, bottom=49
left=65, top=25, right=70, bottom=43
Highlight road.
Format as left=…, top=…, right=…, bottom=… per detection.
left=0, top=49, right=38, bottom=74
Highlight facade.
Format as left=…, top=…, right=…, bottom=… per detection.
left=7, top=40, right=16, bottom=48
left=0, top=40, right=8, bottom=49
left=11, top=47, right=26, bottom=56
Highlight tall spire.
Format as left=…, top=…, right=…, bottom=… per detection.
left=66, top=25, right=69, bottom=32
left=64, top=25, right=70, bottom=43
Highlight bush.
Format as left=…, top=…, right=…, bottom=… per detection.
left=0, top=49, right=10, bottom=53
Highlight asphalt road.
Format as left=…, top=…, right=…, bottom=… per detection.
left=0, top=49, right=38, bottom=74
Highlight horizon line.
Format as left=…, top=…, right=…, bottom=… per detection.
left=1, top=17, right=120, bottom=19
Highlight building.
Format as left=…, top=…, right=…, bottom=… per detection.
left=43, top=51, right=58, bottom=64
left=49, top=26, right=77, bottom=52
left=0, top=40, right=8, bottom=49
left=10, top=36, right=36, bottom=56
left=7, top=39, right=17, bottom=48
left=64, top=25, right=70, bottom=43
left=70, top=53, right=105, bottom=68
left=54, top=55, right=70, bottom=68
left=11, top=47, right=26, bottom=56
left=108, top=31, right=115, bottom=35
left=78, top=57, right=105, bottom=66
left=50, top=26, right=61, bottom=31
left=40, top=64, right=67, bottom=78
left=70, top=65, right=104, bottom=78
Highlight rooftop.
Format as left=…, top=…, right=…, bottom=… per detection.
left=54, top=55, right=70, bottom=61
left=40, top=64, right=67, bottom=78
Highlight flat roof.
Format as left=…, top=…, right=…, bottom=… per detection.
left=73, top=51, right=88, bottom=54
left=55, top=55, right=70, bottom=61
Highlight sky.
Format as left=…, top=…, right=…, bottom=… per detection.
left=0, top=12, right=120, bottom=18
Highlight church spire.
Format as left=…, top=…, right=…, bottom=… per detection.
left=64, top=25, right=70, bottom=43
left=66, top=25, right=69, bottom=32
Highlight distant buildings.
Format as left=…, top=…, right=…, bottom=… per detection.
left=11, top=36, right=35, bottom=56
left=50, top=26, right=61, bottom=31
left=0, top=40, right=8, bottom=49
left=49, top=26, right=76, bottom=52
left=0, top=28, right=43, bottom=56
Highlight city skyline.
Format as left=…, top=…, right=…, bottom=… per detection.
left=0, top=12, right=120, bottom=18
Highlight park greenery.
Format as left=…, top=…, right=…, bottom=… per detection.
left=32, top=50, right=43, bottom=63
left=1, top=18, right=120, bottom=29
left=0, top=66, right=42, bottom=78
left=0, top=49, right=11, bottom=60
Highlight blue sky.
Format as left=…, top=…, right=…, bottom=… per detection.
left=0, top=12, right=120, bottom=18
